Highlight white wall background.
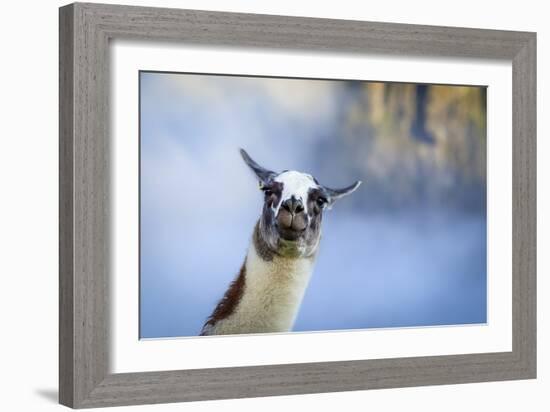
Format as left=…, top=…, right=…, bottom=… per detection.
left=0, top=0, right=546, bottom=411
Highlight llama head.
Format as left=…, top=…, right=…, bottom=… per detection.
left=240, top=149, right=361, bottom=258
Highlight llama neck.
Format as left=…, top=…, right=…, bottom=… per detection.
left=202, top=226, right=316, bottom=336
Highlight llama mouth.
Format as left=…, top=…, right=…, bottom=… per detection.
left=276, top=209, right=307, bottom=241
left=278, top=226, right=305, bottom=241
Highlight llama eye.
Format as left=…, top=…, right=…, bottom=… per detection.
left=264, top=189, right=273, bottom=197
left=316, top=197, right=327, bottom=207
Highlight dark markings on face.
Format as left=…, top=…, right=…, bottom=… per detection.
left=253, top=221, right=274, bottom=261
left=261, top=180, right=283, bottom=209
left=307, top=187, right=329, bottom=216
left=200, top=261, right=246, bottom=334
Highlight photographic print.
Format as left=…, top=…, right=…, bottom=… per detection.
left=139, top=72, right=487, bottom=338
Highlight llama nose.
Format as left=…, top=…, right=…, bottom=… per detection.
left=282, top=196, right=304, bottom=214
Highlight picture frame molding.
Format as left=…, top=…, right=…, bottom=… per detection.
left=59, top=2, right=536, bottom=408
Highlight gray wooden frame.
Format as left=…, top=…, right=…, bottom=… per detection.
left=59, top=2, right=536, bottom=408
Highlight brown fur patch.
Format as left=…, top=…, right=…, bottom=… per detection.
left=200, top=262, right=246, bottom=335
left=253, top=221, right=275, bottom=261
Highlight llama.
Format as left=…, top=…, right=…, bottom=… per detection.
left=200, top=149, right=361, bottom=336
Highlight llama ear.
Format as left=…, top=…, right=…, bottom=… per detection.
left=240, top=149, right=276, bottom=185
left=322, top=181, right=362, bottom=207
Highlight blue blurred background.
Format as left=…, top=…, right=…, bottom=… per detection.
left=139, top=71, right=487, bottom=338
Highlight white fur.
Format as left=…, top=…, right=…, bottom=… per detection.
left=206, top=242, right=316, bottom=335
left=273, top=170, right=318, bottom=216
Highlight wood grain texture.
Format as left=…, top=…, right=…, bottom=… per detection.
left=512, top=34, right=537, bottom=374
left=60, top=3, right=110, bottom=407
left=58, top=2, right=537, bottom=408
left=59, top=4, right=74, bottom=406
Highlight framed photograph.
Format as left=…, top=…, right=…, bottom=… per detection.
left=59, top=2, right=536, bottom=408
